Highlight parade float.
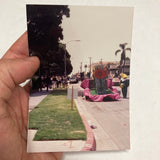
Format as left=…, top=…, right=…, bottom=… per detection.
left=80, top=64, right=120, bottom=102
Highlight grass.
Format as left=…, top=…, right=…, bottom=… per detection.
left=29, top=89, right=87, bottom=141
left=90, top=89, right=114, bottom=95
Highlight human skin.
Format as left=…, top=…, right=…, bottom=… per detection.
left=0, top=32, right=62, bottom=160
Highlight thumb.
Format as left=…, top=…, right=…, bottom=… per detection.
left=0, top=56, right=40, bottom=101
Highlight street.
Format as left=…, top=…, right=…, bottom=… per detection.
left=71, top=82, right=130, bottom=151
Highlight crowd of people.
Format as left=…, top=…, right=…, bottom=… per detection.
left=35, top=75, right=69, bottom=92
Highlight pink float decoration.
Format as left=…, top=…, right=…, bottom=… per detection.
left=81, top=79, right=114, bottom=89
left=81, top=79, right=120, bottom=102
left=80, top=79, right=89, bottom=89
left=107, top=79, right=114, bottom=88
left=83, top=88, right=120, bottom=102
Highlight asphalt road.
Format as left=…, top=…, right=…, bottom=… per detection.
left=71, top=82, right=130, bottom=151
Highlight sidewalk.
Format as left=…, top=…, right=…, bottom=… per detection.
left=27, top=130, right=86, bottom=152
left=29, top=91, right=49, bottom=112
left=27, top=89, right=95, bottom=152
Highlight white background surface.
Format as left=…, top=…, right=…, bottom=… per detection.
left=0, top=0, right=160, bottom=160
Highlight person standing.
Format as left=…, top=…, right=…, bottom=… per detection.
left=56, top=76, right=60, bottom=88
left=46, top=75, right=51, bottom=91
left=52, top=76, right=57, bottom=88
left=120, top=73, right=129, bottom=98
left=37, top=76, right=42, bottom=92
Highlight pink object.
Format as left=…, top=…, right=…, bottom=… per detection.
left=80, top=79, right=89, bottom=89
left=107, top=79, right=113, bottom=88
left=83, top=88, right=120, bottom=102
left=81, top=79, right=120, bottom=101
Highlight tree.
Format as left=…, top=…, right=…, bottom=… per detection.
left=48, top=44, right=73, bottom=76
left=34, top=43, right=72, bottom=76
left=27, top=5, right=72, bottom=76
left=115, top=43, right=131, bottom=73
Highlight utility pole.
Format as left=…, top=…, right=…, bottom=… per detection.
left=80, top=62, right=82, bottom=73
left=88, top=57, right=92, bottom=78
left=100, top=58, right=103, bottom=64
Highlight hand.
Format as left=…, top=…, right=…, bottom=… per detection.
left=0, top=32, right=62, bottom=160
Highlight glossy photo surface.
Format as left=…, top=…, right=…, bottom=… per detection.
left=27, top=5, right=134, bottom=152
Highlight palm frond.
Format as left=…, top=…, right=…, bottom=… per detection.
left=120, top=43, right=128, bottom=49
left=123, top=43, right=128, bottom=46
left=119, top=44, right=123, bottom=48
left=115, top=49, right=121, bottom=55
left=125, top=48, right=131, bottom=51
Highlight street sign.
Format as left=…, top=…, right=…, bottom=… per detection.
left=67, top=86, right=78, bottom=110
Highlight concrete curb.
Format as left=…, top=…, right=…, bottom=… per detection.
left=80, top=115, right=96, bottom=151
left=74, top=99, right=96, bottom=151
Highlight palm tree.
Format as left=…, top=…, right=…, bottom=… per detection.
left=115, top=43, right=131, bottom=73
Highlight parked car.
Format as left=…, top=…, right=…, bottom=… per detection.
left=69, top=76, right=79, bottom=84
left=112, top=78, right=120, bottom=86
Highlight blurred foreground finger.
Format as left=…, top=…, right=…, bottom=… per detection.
left=2, top=32, right=29, bottom=59
left=0, top=56, right=39, bottom=101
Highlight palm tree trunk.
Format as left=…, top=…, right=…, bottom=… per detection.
left=123, top=57, right=126, bottom=73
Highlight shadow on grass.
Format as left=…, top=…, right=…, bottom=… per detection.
left=30, top=91, right=52, bottom=97
left=30, top=89, right=67, bottom=97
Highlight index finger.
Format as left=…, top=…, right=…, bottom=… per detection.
left=2, top=32, right=29, bottom=59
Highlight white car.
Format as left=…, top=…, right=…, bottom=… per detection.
left=69, top=76, right=78, bottom=84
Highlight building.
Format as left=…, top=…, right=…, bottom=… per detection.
left=92, top=59, right=130, bottom=77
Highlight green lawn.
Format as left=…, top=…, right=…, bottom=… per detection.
left=29, top=89, right=87, bottom=141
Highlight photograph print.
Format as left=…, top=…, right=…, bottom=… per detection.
left=27, top=5, right=134, bottom=152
